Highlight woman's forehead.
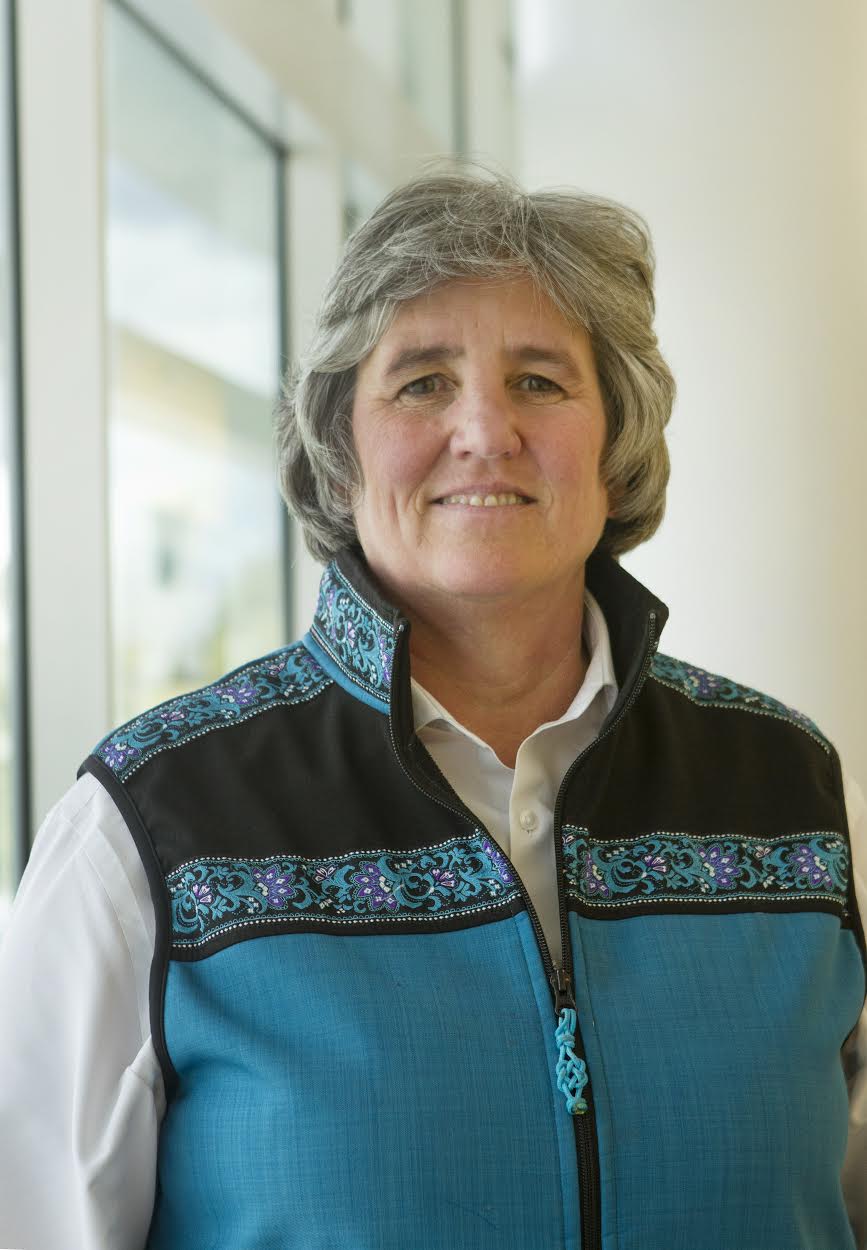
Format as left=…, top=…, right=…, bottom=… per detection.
left=393, top=274, right=562, bottom=322
left=368, top=276, right=587, bottom=366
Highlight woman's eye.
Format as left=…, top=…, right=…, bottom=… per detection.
left=520, top=374, right=560, bottom=393
left=399, top=373, right=560, bottom=398
left=401, top=375, right=440, bottom=397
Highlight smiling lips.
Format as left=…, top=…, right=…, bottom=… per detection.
left=435, top=489, right=533, bottom=508
left=432, top=485, right=532, bottom=510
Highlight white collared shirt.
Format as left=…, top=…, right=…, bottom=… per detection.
left=412, top=589, right=617, bottom=966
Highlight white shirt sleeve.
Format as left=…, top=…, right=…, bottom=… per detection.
left=0, top=771, right=162, bottom=1250
left=842, top=770, right=867, bottom=1249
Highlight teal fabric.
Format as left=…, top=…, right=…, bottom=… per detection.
left=148, top=913, right=579, bottom=1250
left=568, top=909, right=864, bottom=1250
left=146, top=903, right=864, bottom=1249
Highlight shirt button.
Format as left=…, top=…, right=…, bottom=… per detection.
left=519, top=809, right=537, bottom=833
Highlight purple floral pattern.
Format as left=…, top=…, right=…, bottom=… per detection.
left=786, top=844, right=834, bottom=891
left=696, top=843, right=741, bottom=889
left=480, top=838, right=514, bottom=886
left=190, top=881, right=213, bottom=908
left=563, top=826, right=849, bottom=909
left=215, top=682, right=258, bottom=710
left=351, top=863, right=400, bottom=913
left=94, top=644, right=329, bottom=782
left=101, top=740, right=141, bottom=772
left=650, top=654, right=830, bottom=752
left=168, top=835, right=522, bottom=948
left=253, top=864, right=297, bottom=909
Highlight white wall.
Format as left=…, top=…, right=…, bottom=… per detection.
left=515, top=0, right=867, bottom=784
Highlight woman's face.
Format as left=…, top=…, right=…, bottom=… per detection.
left=350, top=276, right=611, bottom=616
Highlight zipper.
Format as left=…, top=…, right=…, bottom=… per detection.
left=548, top=606, right=659, bottom=1250
left=387, top=609, right=658, bottom=1250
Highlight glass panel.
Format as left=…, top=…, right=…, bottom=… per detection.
left=105, top=5, right=284, bottom=723
left=401, top=0, right=455, bottom=146
left=0, top=0, right=15, bottom=922
left=343, top=0, right=455, bottom=147
left=342, top=0, right=403, bottom=91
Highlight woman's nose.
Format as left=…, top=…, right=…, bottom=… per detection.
left=448, top=390, right=522, bottom=460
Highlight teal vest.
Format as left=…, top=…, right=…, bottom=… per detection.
left=81, top=551, right=866, bottom=1249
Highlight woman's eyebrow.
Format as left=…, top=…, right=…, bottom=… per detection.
left=381, top=343, right=582, bottom=379
left=383, top=345, right=461, bottom=378
left=506, top=346, right=583, bottom=379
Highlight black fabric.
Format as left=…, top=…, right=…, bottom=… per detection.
left=119, top=682, right=476, bottom=872
left=564, top=672, right=842, bottom=838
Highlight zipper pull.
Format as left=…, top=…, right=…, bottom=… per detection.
left=550, top=967, right=588, bottom=1116
left=551, top=965, right=575, bottom=1013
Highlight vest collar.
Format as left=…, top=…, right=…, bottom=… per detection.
left=305, top=545, right=669, bottom=738
left=305, top=548, right=404, bottom=714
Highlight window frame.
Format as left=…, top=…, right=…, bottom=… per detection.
left=4, top=0, right=30, bottom=886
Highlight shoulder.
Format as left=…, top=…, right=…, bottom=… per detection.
left=648, top=651, right=832, bottom=753
left=3, top=771, right=156, bottom=1020
left=87, top=641, right=331, bottom=785
left=11, top=771, right=139, bottom=903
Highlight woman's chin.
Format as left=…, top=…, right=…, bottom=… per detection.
left=418, top=560, right=571, bottom=608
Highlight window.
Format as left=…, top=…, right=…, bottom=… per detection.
left=105, top=5, right=286, bottom=722
left=341, top=0, right=457, bottom=148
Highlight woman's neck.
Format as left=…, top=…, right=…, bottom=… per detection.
left=406, top=579, right=588, bottom=769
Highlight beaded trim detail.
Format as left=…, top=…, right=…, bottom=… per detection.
left=650, top=654, right=830, bottom=751
left=309, top=562, right=397, bottom=705
left=166, top=835, right=518, bottom=949
left=562, top=826, right=849, bottom=910
left=94, top=644, right=330, bottom=782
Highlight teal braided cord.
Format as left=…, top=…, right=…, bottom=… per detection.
left=555, top=1007, right=589, bottom=1115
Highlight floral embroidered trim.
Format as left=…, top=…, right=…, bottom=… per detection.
left=167, top=835, right=518, bottom=948
left=563, top=827, right=849, bottom=909
left=309, top=562, right=397, bottom=705
left=650, top=654, right=830, bottom=751
left=95, top=644, right=330, bottom=782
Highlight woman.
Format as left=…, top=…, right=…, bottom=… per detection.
left=1, top=165, right=864, bottom=1250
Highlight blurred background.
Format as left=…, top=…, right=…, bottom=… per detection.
left=1, top=0, right=865, bottom=923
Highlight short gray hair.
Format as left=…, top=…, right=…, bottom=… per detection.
left=275, top=160, right=675, bottom=563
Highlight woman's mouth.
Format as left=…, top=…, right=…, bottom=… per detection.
left=436, top=492, right=531, bottom=508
